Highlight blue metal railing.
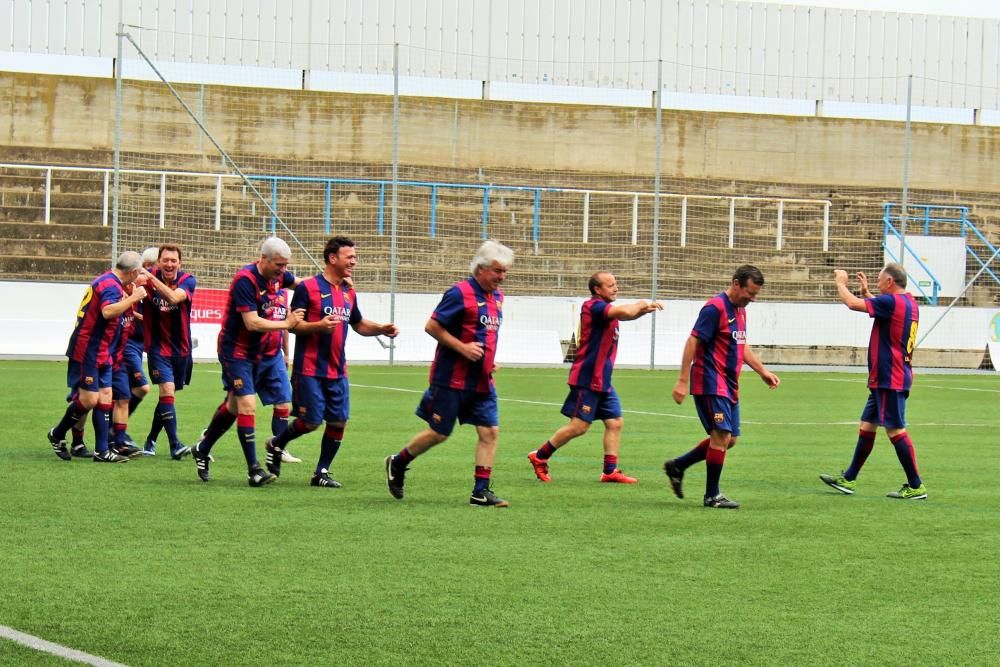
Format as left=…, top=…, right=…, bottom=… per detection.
left=883, top=202, right=1000, bottom=304
left=248, top=174, right=547, bottom=244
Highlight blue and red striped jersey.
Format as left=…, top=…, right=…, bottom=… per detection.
left=291, top=275, right=362, bottom=379
left=259, top=282, right=294, bottom=359
left=865, top=293, right=919, bottom=391
left=129, top=300, right=144, bottom=346
left=689, top=292, right=746, bottom=401
left=143, top=269, right=196, bottom=358
left=112, top=299, right=137, bottom=370
left=567, top=297, right=618, bottom=392
left=428, top=278, right=503, bottom=392
left=65, top=271, right=126, bottom=366
left=217, top=264, right=295, bottom=362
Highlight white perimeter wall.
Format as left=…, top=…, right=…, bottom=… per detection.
left=2, top=281, right=997, bottom=366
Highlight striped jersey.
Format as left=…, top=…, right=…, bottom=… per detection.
left=291, top=275, right=362, bottom=379
left=428, top=277, right=503, bottom=392
left=217, top=264, right=295, bottom=362
left=143, top=269, right=196, bottom=358
left=865, top=292, right=919, bottom=391
left=567, top=296, right=618, bottom=392
left=65, top=271, right=126, bottom=366
left=689, top=292, right=747, bottom=402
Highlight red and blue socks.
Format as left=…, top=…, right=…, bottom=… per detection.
left=844, top=429, right=876, bottom=481
left=674, top=438, right=711, bottom=471
left=236, top=414, right=257, bottom=467
left=271, top=406, right=290, bottom=437
left=536, top=441, right=557, bottom=459
left=473, top=465, right=492, bottom=494
left=890, top=432, right=922, bottom=488
left=317, top=425, right=344, bottom=474
left=705, top=446, right=727, bottom=498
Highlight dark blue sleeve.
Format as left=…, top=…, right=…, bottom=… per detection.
left=691, top=303, right=720, bottom=343
left=282, top=270, right=296, bottom=289
left=431, top=286, right=464, bottom=328
left=349, top=290, right=362, bottom=325
left=232, top=275, right=258, bottom=312
left=290, top=282, right=309, bottom=312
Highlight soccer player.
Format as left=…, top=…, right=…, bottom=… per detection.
left=264, top=236, right=399, bottom=487
left=140, top=244, right=196, bottom=460
left=528, top=271, right=662, bottom=484
left=108, top=279, right=145, bottom=457
left=820, top=264, right=926, bottom=500
left=47, top=251, right=148, bottom=462
left=190, top=237, right=304, bottom=487
left=663, top=265, right=780, bottom=509
left=384, top=239, right=514, bottom=507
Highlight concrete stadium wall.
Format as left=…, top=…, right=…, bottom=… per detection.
left=3, top=71, right=1000, bottom=190
left=3, top=281, right=997, bottom=369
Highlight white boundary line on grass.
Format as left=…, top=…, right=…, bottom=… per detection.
left=351, top=383, right=994, bottom=428
left=0, top=625, right=129, bottom=667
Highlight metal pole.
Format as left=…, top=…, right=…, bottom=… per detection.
left=899, top=74, right=913, bottom=267
left=650, top=59, right=662, bottom=370
left=112, top=7, right=124, bottom=262
left=389, top=43, right=400, bottom=365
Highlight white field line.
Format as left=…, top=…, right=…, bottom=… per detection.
left=0, top=625, right=129, bottom=667
left=350, top=383, right=993, bottom=428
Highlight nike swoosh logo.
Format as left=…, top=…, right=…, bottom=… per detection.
left=477, top=302, right=486, bottom=307
left=728, top=318, right=736, bottom=324
left=321, top=293, right=331, bottom=298
left=386, top=462, right=395, bottom=481
left=258, top=290, right=266, bottom=296
left=471, top=494, right=486, bottom=502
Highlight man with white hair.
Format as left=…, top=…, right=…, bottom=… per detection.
left=190, top=237, right=303, bottom=487
left=385, top=239, right=514, bottom=507
left=47, top=251, right=148, bottom=462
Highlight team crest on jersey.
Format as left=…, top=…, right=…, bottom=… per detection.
left=233, top=378, right=244, bottom=390
left=714, top=412, right=724, bottom=423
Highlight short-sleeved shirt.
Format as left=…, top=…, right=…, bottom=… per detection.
left=143, top=269, right=196, bottom=358
left=689, top=292, right=746, bottom=402
left=217, top=263, right=295, bottom=363
left=65, top=271, right=126, bottom=366
left=567, top=296, right=618, bottom=392
left=291, top=274, right=362, bottom=379
left=428, top=277, right=503, bottom=393
left=865, top=292, right=919, bottom=391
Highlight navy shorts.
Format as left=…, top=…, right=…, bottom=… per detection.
left=67, top=360, right=112, bottom=392
left=293, top=375, right=350, bottom=425
left=220, top=358, right=256, bottom=397
left=560, top=386, right=623, bottom=424
left=861, top=388, right=908, bottom=429
left=123, top=339, right=148, bottom=389
left=416, top=385, right=499, bottom=437
left=148, top=350, right=193, bottom=390
left=694, top=394, right=741, bottom=437
left=111, top=364, right=132, bottom=401
left=254, top=354, right=292, bottom=406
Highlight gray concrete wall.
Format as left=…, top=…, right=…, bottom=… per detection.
left=3, top=71, right=1000, bottom=192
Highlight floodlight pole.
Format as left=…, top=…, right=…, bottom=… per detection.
left=899, top=74, right=913, bottom=267
left=650, top=59, right=663, bottom=370
left=389, top=43, right=400, bottom=365
left=112, top=5, right=124, bottom=262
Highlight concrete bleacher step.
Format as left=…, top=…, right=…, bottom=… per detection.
left=0, top=221, right=111, bottom=242
left=0, top=255, right=109, bottom=281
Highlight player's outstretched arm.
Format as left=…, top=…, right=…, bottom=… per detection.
left=140, top=267, right=188, bottom=304
left=353, top=320, right=399, bottom=338
left=608, top=299, right=664, bottom=321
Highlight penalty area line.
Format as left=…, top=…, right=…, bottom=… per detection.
left=0, top=625, right=129, bottom=667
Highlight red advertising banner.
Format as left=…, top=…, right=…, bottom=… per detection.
left=191, top=288, right=228, bottom=324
